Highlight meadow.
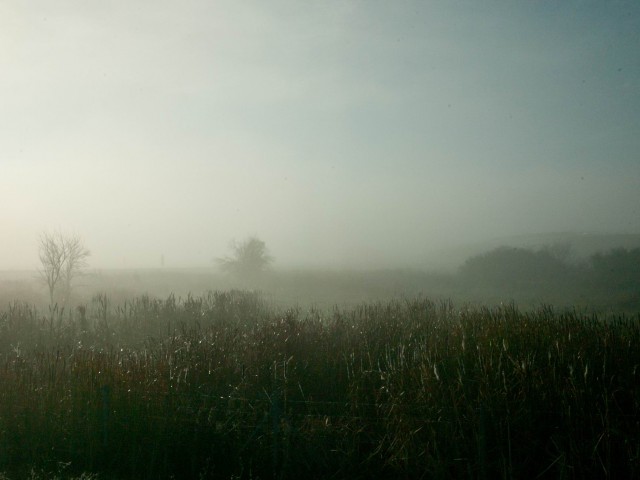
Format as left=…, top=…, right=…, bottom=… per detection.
left=0, top=286, right=638, bottom=479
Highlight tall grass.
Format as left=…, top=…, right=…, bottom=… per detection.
left=0, top=292, right=638, bottom=478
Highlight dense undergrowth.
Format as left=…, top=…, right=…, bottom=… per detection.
left=0, top=291, right=638, bottom=479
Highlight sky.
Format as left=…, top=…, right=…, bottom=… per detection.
left=1, top=0, right=639, bottom=270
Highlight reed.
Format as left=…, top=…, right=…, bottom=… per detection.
left=0, top=292, right=638, bottom=478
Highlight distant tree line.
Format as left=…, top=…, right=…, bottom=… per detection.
left=457, top=244, right=640, bottom=309
left=589, top=247, right=640, bottom=289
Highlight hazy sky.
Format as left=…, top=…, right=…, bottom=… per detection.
left=2, top=1, right=639, bottom=270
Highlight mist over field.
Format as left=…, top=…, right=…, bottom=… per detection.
left=1, top=0, right=639, bottom=275
left=2, top=4, right=640, bottom=478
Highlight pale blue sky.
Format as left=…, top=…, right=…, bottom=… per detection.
left=1, top=1, right=639, bottom=269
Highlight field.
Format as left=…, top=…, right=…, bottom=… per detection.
left=0, top=281, right=638, bottom=479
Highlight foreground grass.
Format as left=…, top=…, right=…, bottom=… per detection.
left=0, top=291, right=638, bottom=479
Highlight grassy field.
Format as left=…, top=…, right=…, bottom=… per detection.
left=3, top=262, right=636, bottom=314
left=0, top=289, right=638, bottom=479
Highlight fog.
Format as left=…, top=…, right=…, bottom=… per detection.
left=2, top=1, right=639, bottom=271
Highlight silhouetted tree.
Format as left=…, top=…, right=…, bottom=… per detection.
left=38, top=232, right=90, bottom=306
left=216, top=236, right=273, bottom=277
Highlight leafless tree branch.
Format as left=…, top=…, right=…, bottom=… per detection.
left=38, top=231, right=90, bottom=307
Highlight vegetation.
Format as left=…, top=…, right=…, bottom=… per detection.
left=216, top=236, right=273, bottom=278
left=0, top=291, right=638, bottom=479
left=7, top=241, right=639, bottom=314
left=457, top=245, right=640, bottom=312
left=38, top=232, right=90, bottom=308
left=458, top=245, right=572, bottom=287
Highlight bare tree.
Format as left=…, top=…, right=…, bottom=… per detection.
left=38, top=232, right=90, bottom=306
left=216, top=236, right=273, bottom=277
left=38, top=232, right=67, bottom=306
